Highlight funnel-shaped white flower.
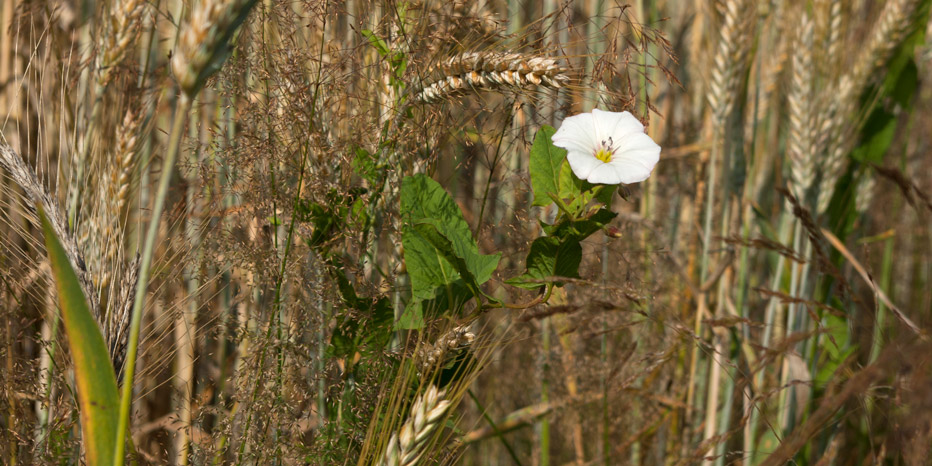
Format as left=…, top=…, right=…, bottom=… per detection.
left=551, top=109, right=660, bottom=185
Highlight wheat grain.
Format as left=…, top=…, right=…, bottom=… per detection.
left=416, top=52, right=571, bottom=103
left=380, top=385, right=452, bottom=466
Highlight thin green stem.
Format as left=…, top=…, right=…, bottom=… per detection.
left=467, top=389, right=523, bottom=466
left=114, top=95, right=191, bottom=465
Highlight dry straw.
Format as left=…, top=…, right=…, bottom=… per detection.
left=380, top=385, right=452, bottom=466
left=416, top=52, right=571, bottom=103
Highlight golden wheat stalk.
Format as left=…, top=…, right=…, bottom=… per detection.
left=416, top=52, right=571, bottom=103
left=380, top=385, right=452, bottom=466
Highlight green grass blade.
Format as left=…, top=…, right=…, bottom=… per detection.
left=39, top=207, right=119, bottom=466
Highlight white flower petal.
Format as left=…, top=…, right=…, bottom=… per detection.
left=593, top=109, right=644, bottom=141
left=566, top=151, right=604, bottom=180
left=585, top=164, right=626, bottom=184
left=605, top=159, right=653, bottom=184
left=552, top=113, right=599, bottom=153
left=611, top=133, right=661, bottom=172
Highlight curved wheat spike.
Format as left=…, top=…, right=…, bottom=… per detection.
left=172, top=0, right=260, bottom=97
left=416, top=326, right=475, bottom=372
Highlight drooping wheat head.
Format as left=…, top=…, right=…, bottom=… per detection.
left=416, top=325, right=475, bottom=372
left=416, top=52, right=571, bottom=103
left=0, top=143, right=100, bottom=320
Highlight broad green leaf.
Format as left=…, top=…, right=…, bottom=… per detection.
left=506, top=236, right=582, bottom=290
left=402, top=225, right=461, bottom=302
left=529, top=126, right=567, bottom=206
left=397, top=282, right=473, bottom=330
left=411, top=221, right=499, bottom=299
left=401, top=174, right=500, bottom=288
left=39, top=208, right=119, bottom=466
left=400, top=175, right=500, bottom=327
left=557, top=162, right=617, bottom=216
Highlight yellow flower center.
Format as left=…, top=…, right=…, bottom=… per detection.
left=595, top=148, right=613, bottom=163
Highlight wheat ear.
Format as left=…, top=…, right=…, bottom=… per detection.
left=817, top=0, right=920, bottom=213
left=707, top=0, right=754, bottom=126
left=172, top=0, right=259, bottom=97
left=0, top=143, right=101, bottom=320
left=416, top=326, right=475, bottom=372
left=380, top=385, right=452, bottom=466
left=99, top=0, right=148, bottom=86
left=786, top=14, right=816, bottom=204
left=416, top=52, right=571, bottom=103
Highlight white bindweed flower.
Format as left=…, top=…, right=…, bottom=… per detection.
left=551, top=109, right=661, bottom=185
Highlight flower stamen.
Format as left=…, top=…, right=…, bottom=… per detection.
left=595, top=137, right=615, bottom=163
